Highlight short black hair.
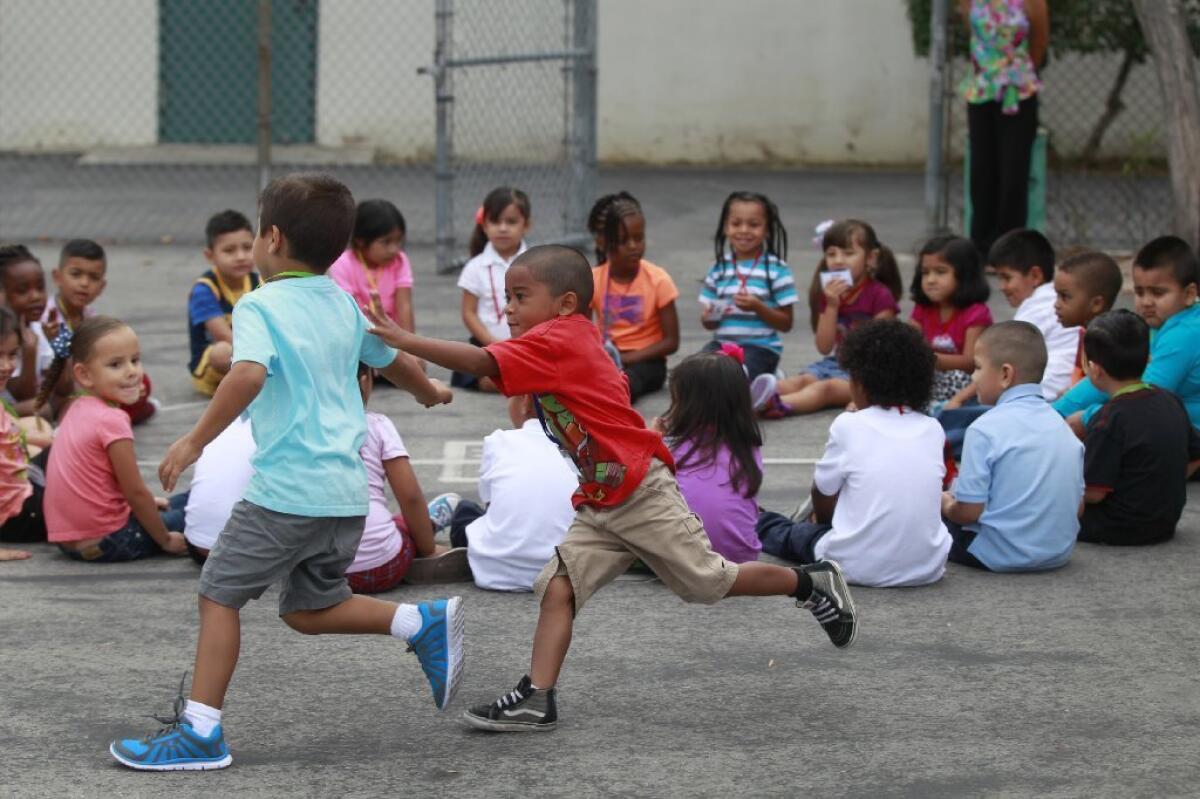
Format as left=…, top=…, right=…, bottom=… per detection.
left=838, top=319, right=935, bottom=410
left=352, top=199, right=406, bottom=245
left=978, top=321, right=1047, bottom=385
left=1084, top=309, right=1149, bottom=381
left=59, top=238, right=106, bottom=267
left=1134, top=235, right=1199, bottom=289
left=205, top=210, right=253, bottom=248
left=1057, top=250, right=1123, bottom=309
left=912, top=235, right=990, bottom=308
left=514, top=244, right=594, bottom=312
left=988, top=228, right=1056, bottom=280
left=258, top=173, right=356, bottom=271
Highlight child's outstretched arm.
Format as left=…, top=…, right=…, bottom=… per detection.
left=109, top=439, right=187, bottom=555
left=159, top=361, right=266, bottom=491
left=384, top=455, right=443, bottom=559
left=368, top=309, right=499, bottom=379
left=377, top=352, right=452, bottom=407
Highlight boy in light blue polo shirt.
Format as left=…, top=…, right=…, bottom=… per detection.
left=109, top=174, right=461, bottom=773
left=943, top=322, right=1084, bottom=572
left=1055, top=236, right=1200, bottom=433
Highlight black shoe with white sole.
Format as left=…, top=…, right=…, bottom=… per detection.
left=462, top=675, right=558, bottom=732
left=797, top=560, right=858, bottom=649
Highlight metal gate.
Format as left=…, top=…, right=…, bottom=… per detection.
left=426, top=0, right=597, bottom=272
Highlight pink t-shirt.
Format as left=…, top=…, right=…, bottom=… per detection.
left=910, top=302, right=993, bottom=354
left=349, top=411, right=409, bottom=572
left=818, top=277, right=900, bottom=347
left=328, top=249, right=415, bottom=322
left=0, top=408, right=32, bottom=525
left=45, top=395, right=133, bottom=542
left=671, top=440, right=762, bottom=563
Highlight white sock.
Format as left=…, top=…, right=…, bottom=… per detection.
left=390, top=604, right=423, bottom=641
left=183, top=699, right=222, bottom=737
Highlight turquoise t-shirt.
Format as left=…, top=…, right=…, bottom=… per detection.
left=1055, top=303, right=1200, bottom=429
left=232, top=275, right=397, bottom=516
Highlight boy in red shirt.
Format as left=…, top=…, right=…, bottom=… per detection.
left=368, top=245, right=858, bottom=731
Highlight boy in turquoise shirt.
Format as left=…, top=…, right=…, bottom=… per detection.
left=1056, top=236, right=1200, bottom=434
left=109, top=174, right=458, bottom=772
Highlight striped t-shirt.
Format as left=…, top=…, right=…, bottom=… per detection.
left=699, top=252, right=798, bottom=353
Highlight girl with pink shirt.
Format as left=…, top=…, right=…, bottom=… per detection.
left=0, top=307, right=48, bottom=561
left=329, top=200, right=416, bottom=334
left=45, top=317, right=188, bottom=562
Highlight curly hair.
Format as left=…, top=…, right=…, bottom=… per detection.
left=838, top=319, right=935, bottom=410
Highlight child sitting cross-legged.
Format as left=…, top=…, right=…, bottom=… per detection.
left=756, top=320, right=951, bottom=587
left=1077, top=310, right=1200, bottom=545
left=1050, top=249, right=1123, bottom=391
left=365, top=244, right=859, bottom=732
left=941, top=321, right=1084, bottom=572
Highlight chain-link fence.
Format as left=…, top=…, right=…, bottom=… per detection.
left=930, top=1, right=1190, bottom=252
left=0, top=0, right=596, bottom=262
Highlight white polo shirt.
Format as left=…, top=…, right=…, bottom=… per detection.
left=1014, top=282, right=1080, bottom=400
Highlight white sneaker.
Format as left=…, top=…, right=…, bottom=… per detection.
left=427, top=493, right=462, bottom=533
left=749, top=373, right=778, bottom=411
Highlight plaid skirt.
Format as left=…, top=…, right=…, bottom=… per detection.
left=346, top=521, right=414, bottom=594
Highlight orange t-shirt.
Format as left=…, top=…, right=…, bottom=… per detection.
left=590, top=260, right=679, bottom=353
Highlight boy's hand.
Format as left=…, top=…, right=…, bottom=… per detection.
left=159, top=434, right=202, bottom=492
left=940, top=491, right=956, bottom=517
left=154, top=496, right=169, bottom=510
left=366, top=307, right=408, bottom=348
left=161, top=532, right=188, bottom=556
left=42, top=308, right=61, bottom=344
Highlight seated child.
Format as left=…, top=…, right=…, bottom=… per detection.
left=446, top=394, right=578, bottom=591
left=756, top=320, right=951, bottom=587
left=0, top=308, right=48, bottom=547
left=45, top=317, right=188, bottom=561
left=754, top=218, right=901, bottom=417
left=939, top=229, right=1079, bottom=457
left=941, top=322, right=1084, bottom=572
left=909, top=235, right=993, bottom=408
left=329, top=199, right=415, bottom=332
left=659, top=347, right=764, bottom=563
left=452, top=187, right=531, bottom=391
left=591, top=197, right=680, bottom=401
left=1051, top=249, right=1123, bottom=391
left=698, top=192, right=798, bottom=381
left=188, top=212, right=261, bottom=396
left=1078, top=310, right=1200, bottom=545
left=365, top=244, right=859, bottom=731
left=1, top=244, right=52, bottom=414
left=183, top=415, right=257, bottom=564
left=1057, top=236, right=1200, bottom=435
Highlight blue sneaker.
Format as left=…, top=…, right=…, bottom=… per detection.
left=109, top=681, right=232, bottom=771
left=426, top=493, right=462, bottom=534
left=407, top=597, right=465, bottom=710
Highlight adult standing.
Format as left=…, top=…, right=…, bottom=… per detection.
left=961, top=0, right=1049, bottom=254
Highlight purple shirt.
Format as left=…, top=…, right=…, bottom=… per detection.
left=818, top=278, right=900, bottom=347
left=671, top=440, right=762, bottom=563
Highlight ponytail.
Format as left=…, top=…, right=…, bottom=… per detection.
left=469, top=186, right=531, bottom=258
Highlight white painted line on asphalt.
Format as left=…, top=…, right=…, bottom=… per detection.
left=155, top=400, right=210, bottom=413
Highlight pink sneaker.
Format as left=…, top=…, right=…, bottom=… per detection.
left=760, top=392, right=792, bottom=420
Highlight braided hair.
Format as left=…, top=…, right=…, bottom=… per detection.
left=587, top=192, right=640, bottom=264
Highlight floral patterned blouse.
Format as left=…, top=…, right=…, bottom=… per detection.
left=960, top=0, right=1042, bottom=114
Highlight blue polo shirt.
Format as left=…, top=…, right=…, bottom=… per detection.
left=1055, top=303, right=1200, bottom=429
left=955, top=383, right=1084, bottom=571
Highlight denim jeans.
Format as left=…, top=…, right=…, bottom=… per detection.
left=937, top=401, right=990, bottom=461
left=755, top=510, right=831, bottom=564
left=60, top=492, right=189, bottom=563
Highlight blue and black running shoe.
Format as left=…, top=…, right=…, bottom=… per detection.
left=407, top=597, right=465, bottom=710
left=109, top=676, right=232, bottom=771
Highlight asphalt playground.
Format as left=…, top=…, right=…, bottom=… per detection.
left=2, top=168, right=1197, bottom=798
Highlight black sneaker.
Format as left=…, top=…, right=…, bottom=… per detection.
left=462, top=675, right=558, bottom=732
left=797, top=560, right=857, bottom=648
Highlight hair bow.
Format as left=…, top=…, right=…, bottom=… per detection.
left=474, top=206, right=486, bottom=226
left=49, top=326, right=72, bottom=360
left=717, top=341, right=745, bottom=365
left=813, top=219, right=834, bottom=247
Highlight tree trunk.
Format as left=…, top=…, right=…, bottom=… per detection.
left=1082, top=48, right=1136, bottom=166
left=1132, top=0, right=1200, bottom=248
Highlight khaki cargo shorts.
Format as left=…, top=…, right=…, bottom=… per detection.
left=534, top=461, right=739, bottom=612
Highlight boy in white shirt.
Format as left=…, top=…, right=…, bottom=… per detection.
left=447, top=395, right=577, bottom=591
left=757, top=319, right=950, bottom=587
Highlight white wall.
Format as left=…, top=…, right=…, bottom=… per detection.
left=0, top=0, right=157, bottom=149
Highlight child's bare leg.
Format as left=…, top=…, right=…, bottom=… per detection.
left=776, top=373, right=816, bottom=394
left=724, top=562, right=800, bottom=597
left=190, top=596, right=242, bottom=708
left=529, top=575, right=575, bottom=688
left=779, top=378, right=851, bottom=415
left=280, top=595, right=397, bottom=636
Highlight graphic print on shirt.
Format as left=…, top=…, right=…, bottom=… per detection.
left=537, top=393, right=626, bottom=501
left=602, top=294, right=644, bottom=329
left=930, top=333, right=956, bottom=353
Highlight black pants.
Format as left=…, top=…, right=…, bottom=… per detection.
left=967, top=95, right=1039, bottom=255
left=623, top=358, right=667, bottom=403
left=448, top=499, right=485, bottom=549
left=0, top=483, right=46, bottom=543
left=944, top=518, right=990, bottom=571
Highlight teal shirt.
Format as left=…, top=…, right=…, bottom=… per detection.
left=1054, top=304, right=1200, bottom=429
left=232, top=276, right=397, bottom=516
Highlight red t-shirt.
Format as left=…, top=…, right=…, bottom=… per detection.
left=485, top=314, right=674, bottom=508
left=910, top=302, right=993, bottom=354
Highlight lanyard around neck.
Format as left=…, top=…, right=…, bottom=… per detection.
left=1111, top=381, right=1150, bottom=399
left=486, top=263, right=504, bottom=323
left=267, top=270, right=319, bottom=283
left=728, top=250, right=762, bottom=293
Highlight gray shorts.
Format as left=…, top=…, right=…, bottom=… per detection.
left=198, top=500, right=365, bottom=616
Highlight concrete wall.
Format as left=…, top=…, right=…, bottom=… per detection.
left=0, top=0, right=158, bottom=149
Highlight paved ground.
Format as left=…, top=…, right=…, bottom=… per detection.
left=2, top=169, right=1197, bottom=798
